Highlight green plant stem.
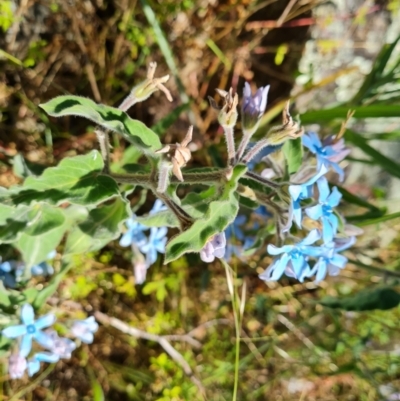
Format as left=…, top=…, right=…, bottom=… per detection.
left=108, top=169, right=231, bottom=186
left=95, top=128, right=111, bottom=174
left=244, top=170, right=280, bottom=190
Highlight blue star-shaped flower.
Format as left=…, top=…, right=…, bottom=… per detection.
left=284, top=165, right=328, bottom=231
left=305, top=177, right=342, bottom=243
left=119, top=217, right=147, bottom=248
left=305, top=236, right=356, bottom=283
left=260, top=229, right=321, bottom=282
left=302, top=132, right=350, bottom=181
left=139, top=227, right=168, bottom=266
left=70, top=316, right=99, bottom=344
left=2, top=304, right=55, bottom=357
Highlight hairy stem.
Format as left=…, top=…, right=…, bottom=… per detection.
left=106, top=172, right=152, bottom=186
left=222, top=125, right=236, bottom=166
left=119, top=94, right=138, bottom=112
left=235, top=127, right=257, bottom=162
left=156, top=192, right=194, bottom=231
left=95, top=129, right=111, bottom=174
left=242, top=137, right=271, bottom=164
left=244, top=171, right=280, bottom=190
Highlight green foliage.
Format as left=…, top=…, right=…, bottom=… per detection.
left=0, top=151, right=119, bottom=207
left=164, top=165, right=247, bottom=263
left=65, top=197, right=129, bottom=255
left=283, top=137, right=303, bottom=174
left=0, top=1, right=14, bottom=32
left=320, top=287, right=400, bottom=311
left=40, top=96, right=162, bottom=154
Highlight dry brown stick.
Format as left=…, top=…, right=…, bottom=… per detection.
left=66, top=7, right=101, bottom=102
left=94, top=311, right=206, bottom=397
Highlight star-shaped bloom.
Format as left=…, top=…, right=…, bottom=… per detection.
left=302, top=132, right=350, bottom=181
left=260, top=229, right=321, bottom=282
left=0, top=260, right=17, bottom=288
left=284, top=165, right=328, bottom=231
left=200, top=232, right=227, bottom=263
left=139, top=227, right=168, bottom=267
left=119, top=217, right=147, bottom=248
left=305, top=236, right=356, bottom=283
left=2, top=304, right=55, bottom=357
left=70, top=317, right=99, bottom=344
left=44, top=330, right=77, bottom=357
left=305, top=177, right=342, bottom=243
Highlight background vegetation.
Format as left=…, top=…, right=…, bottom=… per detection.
left=1, top=0, right=400, bottom=400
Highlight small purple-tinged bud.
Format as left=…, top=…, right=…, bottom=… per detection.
left=200, top=233, right=227, bottom=262
left=241, top=82, right=270, bottom=131
left=8, top=354, right=27, bottom=379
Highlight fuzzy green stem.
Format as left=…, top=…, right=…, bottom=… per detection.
left=235, top=126, right=258, bottom=163
left=95, top=128, right=111, bottom=174
left=244, top=171, right=280, bottom=190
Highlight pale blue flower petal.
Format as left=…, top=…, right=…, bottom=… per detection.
left=327, top=186, right=342, bottom=207
left=20, top=334, right=33, bottom=358
left=21, top=304, right=34, bottom=325
left=34, top=314, right=56, bottom=331
left=306, top=204, right=323, bottom=220
left=299, top=229, right=320, bottom=246
left=2, top=324, right=27, bottom=338
left=267, top=244, right=293, bottom=255
left=27, top=359, right=40, bottom=377
left=315, top=258, right=328, bottom=283
left=322, top=217, right=334, bottom=243
left=34, top=331, right=54, bottom=348
left=317, top=177, right=330, bottom=203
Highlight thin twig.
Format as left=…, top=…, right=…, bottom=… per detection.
left=94, top=311, right=206, bottom=396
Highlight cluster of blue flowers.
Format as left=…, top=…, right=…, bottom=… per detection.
left=198, top=82, right=356, bottom=285
left=119, top=200, right=168, bottom=284
left=0, top=251, right=55, bottom=288
left=260, top=131, right=356, bottom=283
left=2, top=304, right=98, bottom=379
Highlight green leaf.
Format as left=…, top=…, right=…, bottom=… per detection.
left=283, top=137, right=303, bottom=174
left=65, top=197, right=129, bottom=254
left=337, top=185, right=383, bottom=212
left=12, top=154, right=46, bottom=178
left=16, top=204, right=67, bottom=268
left=40, top=96, right=162, bottom=154
left=350, top=35, right=400, bottom=104
left=354, top=211, right=400, bottom=227
left=320, top=287, right=400, bottom=311
left=301, top=105, right=400, bottom=123
left=0, top=204, right=33, bottom=243
left=0, top=282, right=11, bottom=308
left=0, top=151, right=120, bottom=206
left=164, top=165, right=247, bottom=264
left=346, top=130, right=400, bottom=179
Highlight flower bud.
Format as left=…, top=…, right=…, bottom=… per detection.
left=241, top=82, right=270, bottom=131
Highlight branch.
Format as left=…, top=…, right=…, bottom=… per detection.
left=94, top=311, right=206, bottom=396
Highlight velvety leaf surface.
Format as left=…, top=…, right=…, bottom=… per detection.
left=164, top=165, right=247, bottom=264
left=65, top=197, right=129, bottom=254
left=40, top=96, right=162, bottom=154
left=0, top=151, right=119, bottom=207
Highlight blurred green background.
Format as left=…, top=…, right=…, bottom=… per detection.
left=1, top=0, right=400, bottom=400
